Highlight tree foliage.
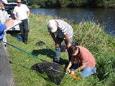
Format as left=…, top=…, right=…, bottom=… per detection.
left=8, top=0, right=115, bottom=8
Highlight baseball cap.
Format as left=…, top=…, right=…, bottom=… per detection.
left=48, top=19, right=57, bottom=33
left=0, top=0, right=8, bottom=4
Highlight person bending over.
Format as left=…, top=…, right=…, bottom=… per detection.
left=48, top=19, right=73, bottom=63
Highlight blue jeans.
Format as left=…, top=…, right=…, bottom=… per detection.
left=70, top=64, right=96, bottom=77
left=80, top=67, right=96, bottom=77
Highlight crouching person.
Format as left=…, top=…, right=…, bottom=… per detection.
left=66, top=45, right=96, bottom=77
left=47, top=19, right=73, bottom=63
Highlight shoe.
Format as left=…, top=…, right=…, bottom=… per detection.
left=53, top=59, right=60, bottom=63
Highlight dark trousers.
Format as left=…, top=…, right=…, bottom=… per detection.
left=19, top=19, right=29, bottom=43
left=55, top=37, right=72, bottom=61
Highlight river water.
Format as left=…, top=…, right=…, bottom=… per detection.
left=31, top=8, right=115, bottom=36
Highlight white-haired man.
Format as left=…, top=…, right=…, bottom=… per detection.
left=48, top=19, right=73, bottom=63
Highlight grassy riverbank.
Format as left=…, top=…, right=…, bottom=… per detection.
left=7, top=14, right=115, bottom=86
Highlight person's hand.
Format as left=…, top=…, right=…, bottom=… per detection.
left=5, top=19, right=15, bottom=29
left=55, top=43, right=60, bottom=48
left=75, top=67, right=81, bottom=73
left=66, top=68, right=71, bottom=74
left=70, top=71, right=75, bottom=75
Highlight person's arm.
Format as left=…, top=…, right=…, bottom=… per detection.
left=64, top=34, right=71, bottom=48
left=5, top=19, right=15, bottom=30
left=25, top=5, right=30, bottom=17
left=66, top=61, right=72, bottom=73
left=49, top=32, right=57, bottom=43
left=13, top=7, right=18, bottom=19
left=75, top=61, right=87, bottom=72
left=27, top=10, right=30, bottom=17
left=5, top=19, right=21, bottom=30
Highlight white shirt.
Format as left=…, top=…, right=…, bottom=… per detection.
left=13, top=4, right=30, bottom=20
left=0, top=10, right=9, bottom=23
left=55, top=19, right=73, bottom=38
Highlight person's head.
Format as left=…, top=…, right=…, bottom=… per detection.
left=69, top=45, right=80, bottom=56
left=69, top=45, right=80, bottom=63
left=48, top=19, right=57, bottom=33
left=0, top=0, right=5, bottom=10
left=16, top=0, right=21, bottom=6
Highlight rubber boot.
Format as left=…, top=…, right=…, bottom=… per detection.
left=54, top=48, right=61, bottom=63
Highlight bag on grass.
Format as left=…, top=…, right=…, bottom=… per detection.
left=32, top=61, right=65, bottom=85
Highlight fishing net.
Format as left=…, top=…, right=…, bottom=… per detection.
left=32, top=61, right=65, bottom=85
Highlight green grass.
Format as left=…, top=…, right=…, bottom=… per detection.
left=7, top=14, right=115, bottom=86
